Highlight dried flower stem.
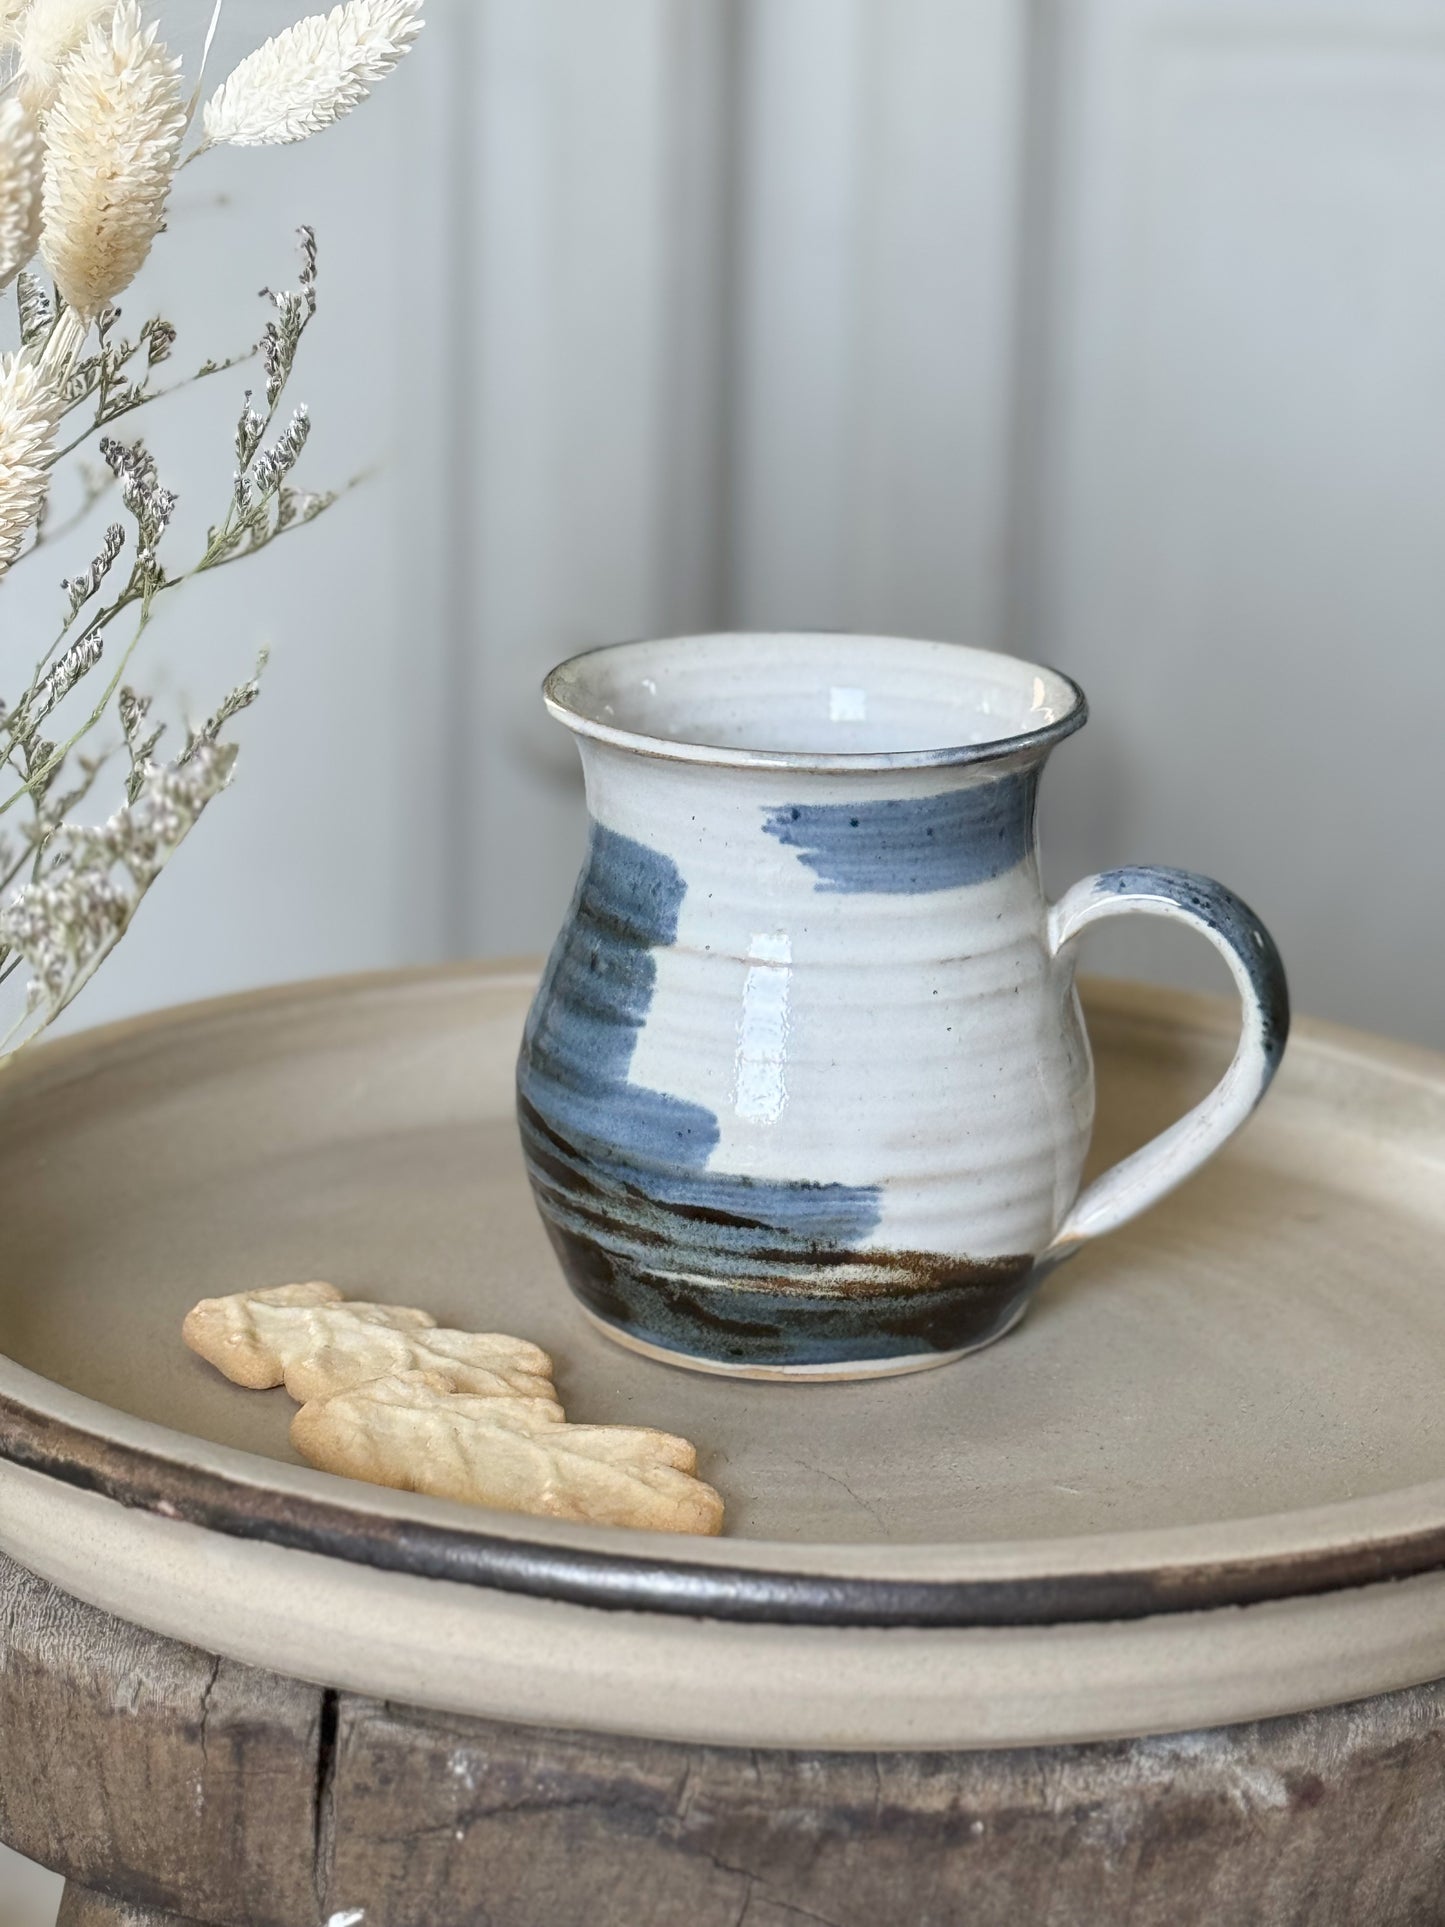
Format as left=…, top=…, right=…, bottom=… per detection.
left=0, top=3, right=423, bottom=1058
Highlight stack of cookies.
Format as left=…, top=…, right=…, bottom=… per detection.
left=183, top=1282, right=723, bottom=1536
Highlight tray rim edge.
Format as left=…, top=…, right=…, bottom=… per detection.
left=0, top=961, right=1440, bottom=1630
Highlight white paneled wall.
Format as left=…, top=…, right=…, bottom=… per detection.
left=1022, top=0, right=1445, bottom=1041
left=457, top=0, right=736, bottom=951
left=35, top=0, right=1445, bottom=1046
left=731, top=0, right=1026, bottom=644
left=449, top=0, right=1036, bottom=958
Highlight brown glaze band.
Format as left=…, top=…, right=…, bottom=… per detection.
left=2, top=1390, right=1444, bottom=1629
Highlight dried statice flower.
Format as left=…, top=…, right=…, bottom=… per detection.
left=0, top=737, right=237, bottom=1019
left=0, top=349, right=60, bottom=577
left=180, top=649, right=266, bottom=765
left=104, top=739, right=238, bottom=883
left=256, top=231, right=318, bottom=406
left=35, top=746, right=109, bottom=836
left=281, top=484, right=334, bottom=527
left=260, top=303, right=298, bottom=408
left=116, top=684, right=149, bottom=749
left=297, top=223, right=318, bottom=316
left=15, top=267, right=52, bottom=345
left=0, top=863, right=129, bottom=1011
left=118, top=682, right=161, bottom=799
left=202, top=0, right=422, bottom=149
left=60, top=517, right=124, bottom=616
left=13, top=0, right=115, bottom=115
left=99, top=432, right=175, bottom=560
left=0, top=99, right=43, bottom=292
left=234, top=388, right=264, bottom=471
left=249, top=403, right=309, bottom=499
left=39, top=2, right=186, bottom=319
left=142, top=314, right=174, bottom=365
left=27, top=628, right=103, bottom=724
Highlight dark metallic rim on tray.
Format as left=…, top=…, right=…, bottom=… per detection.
left=2, top=1392, right=1445, bottom=1627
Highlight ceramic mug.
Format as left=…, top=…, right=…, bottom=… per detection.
left=516, top=633, right=1288, bottom=1381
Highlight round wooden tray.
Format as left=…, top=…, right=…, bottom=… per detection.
left=0, top=964, right=1442, bottom=1750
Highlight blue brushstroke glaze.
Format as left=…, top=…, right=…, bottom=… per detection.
left=762, top=769, right=1038, bottom=894
left=1095, top=866, right=1290, bottom=1074
left=520, top=820, right=718, bottom=1170
left=517, top=821, right=882, bottom=1272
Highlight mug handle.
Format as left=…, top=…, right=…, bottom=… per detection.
left=1042, top=866, right=1289, bottom=1259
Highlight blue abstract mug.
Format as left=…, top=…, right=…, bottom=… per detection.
left=516, top=633, right=1288, bottom=1381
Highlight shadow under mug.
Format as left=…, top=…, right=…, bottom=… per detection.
left=516, top=633, right=1288, bottom=1382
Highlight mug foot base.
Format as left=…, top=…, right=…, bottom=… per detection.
left=576, top=1298, right=1032, bottom=1383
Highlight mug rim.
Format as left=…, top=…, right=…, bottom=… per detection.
left=541, top=631, right=1089, bottom=772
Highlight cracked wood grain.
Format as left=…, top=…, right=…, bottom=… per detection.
left=57, top=1884, right=208, bottom=1926
left=0, top=1557, right=322, bottom=1925
left=3, top=1553, right=1445, bottom=1925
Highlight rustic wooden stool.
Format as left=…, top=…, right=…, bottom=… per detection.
left=2, top=1553, right=1443, bottom=1927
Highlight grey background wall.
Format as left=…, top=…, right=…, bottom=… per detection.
left=26, top=0, right=1445, bottom=1051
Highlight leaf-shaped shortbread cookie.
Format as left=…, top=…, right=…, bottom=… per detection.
left=291, top=1370, right=725, bottom=1537
left=182, top=1282, right=558, bottom=1406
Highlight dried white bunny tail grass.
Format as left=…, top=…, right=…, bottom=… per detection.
left=202, top=0, right=422, bottom=149
left=0, top=98, right=43, bottom=292
left=0, top=350, right=60, bottom=577
left=39, top=1, right=185, bottom=319
left=13, top=0, right=115, bottom=115
left=0, top=0, right=32, bottom=47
